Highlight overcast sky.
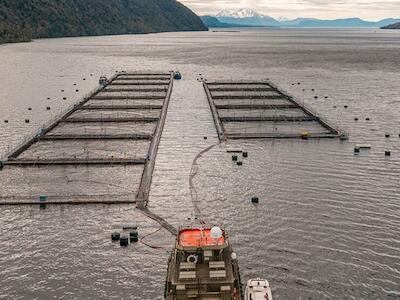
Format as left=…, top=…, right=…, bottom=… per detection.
left=181, top=0, right=400, bottom=21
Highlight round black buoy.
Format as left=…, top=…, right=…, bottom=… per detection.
left=111, top=232, right=120, bottom=241
left=28, top=107, right=32, bottom=111
left=354, top=117, right=358, bottom=121
left=354, top=147, right=360, bottom=154
left=129, top=231, right=138, bottom=243
left=61, top=90, right=64, bottom=92
left=83, top=78, right=86, bottom=81
left=242, top=152, right=248, bottom=158
left=237, top=161, right=243, bottom=166
left=385, top=134, right=390, bottom=138
left=25, top=119, right=30, bottom=123
left=4, top=120, right=8, bottom=123
left=76, top=89, right=79, bottom=92
left=297, top=82, right=301, bottom=85
left=314, top=96, right=318, bottom=99
left=120, top=236, right=129, bottom=247
left=47, top=97, right=50, bottom=100
left=344, top=105, right=348, bottom=109
left=311, top=89, right=315, bottom=91
left=251, top=197, right=259, bottom=204
left=203, top=136, right=207, bottom=140
left=385, top=151, right=391, bottom=156
left=63, top=97, right=67, bottom=100
left=324, top=96, right=328, bottom=99
left=232, top=155, right=238, bottom=161
left=73, top=83, right=77, bottom=86
left=366, top=118, right=370, bottom=121
left=46, top=107, right=51, bottom=110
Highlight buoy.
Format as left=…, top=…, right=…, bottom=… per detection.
left=47, top=97, right=50, bottom=100
left=120, top=236, right=129, bottom=247
left=39, top=195, right=48, bottom=201
left=61, top=90, right=64, bottom=92
left=4, top=120, right=8, bottom=123
left=46, top=107, right=51, bottom=110
left=354, top=117, right=358, bottom=121
left=73, top=83, right=77, bottom=86
left=203, top=136, right=207, bottom=140
left=344, top=105, right=348, bottom=108
left=237, top=161, right=243, bottom=166
left=232, top=155, right=238, bottom=161
left=63, top=97, right=67, bottom=100
left=385, top=151, right=391, bottom=156
left=354, top=147, right=360, bottom=154
left=385, top=134, right=390, bottom=138
left=83, top=78, right=86, bottom=81
left=314, top=96, right=318, bottom=99
left=297, top=82, right=301, bottom=85
left=301, top=131, right=309, bottom=139
left=129, top=231, right=138, bottom=243
left=28, top=107, right=32, bottom=111
left=311, top=89, right=315, bottom=91
left=251, top=197, right=259, bottom=203
left=111, top=232, right=120, bottom=241
left=366, top=118, right=370, bottom=121
left=25, top=119, right=30, bottom=123
left=324, top=96, right=328, bottom=99
left=76, top=89, right=79, bottom=92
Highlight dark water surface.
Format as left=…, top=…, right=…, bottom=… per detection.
left=0, top=28, right=400, bottom=299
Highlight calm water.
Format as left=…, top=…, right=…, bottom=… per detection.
left=1, top=28, right=400, bottom=299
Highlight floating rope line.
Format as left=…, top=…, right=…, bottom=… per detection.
left=189, top=143, right=219, bottom=222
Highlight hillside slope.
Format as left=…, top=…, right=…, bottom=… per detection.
left=0, top=0, right=207, bottom=43
left=381, top=22, right=400, bottom=29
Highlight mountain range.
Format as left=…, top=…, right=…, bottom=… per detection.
left=204, top=8, right=400, bottom=28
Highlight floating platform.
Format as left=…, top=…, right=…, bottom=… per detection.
left=204, top=80, right=344, bottom=140
left=1, top=71, right=173, bottom=206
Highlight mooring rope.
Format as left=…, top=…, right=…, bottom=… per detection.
left=189, top=143, right=219, bottom=222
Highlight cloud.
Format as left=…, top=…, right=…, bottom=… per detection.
left=180, top=0, right=400, bottom=20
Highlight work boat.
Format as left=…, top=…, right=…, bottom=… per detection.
left=165, top=224, right=243, bottom=300
left=244, top=278, right=273, bottom=300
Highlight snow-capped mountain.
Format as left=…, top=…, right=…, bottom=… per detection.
left=210, top=9, right=400, bottom=28
left=215, top=8, right=263, bottom=19
left=215, top=8, right=280, bottom=26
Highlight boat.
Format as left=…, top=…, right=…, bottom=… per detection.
left=244, top=278, right=273, bottom=300
left=164, top=224, right=243, bottom=300
left=173, top=71, right=182, bottom=80
left=99, top=76, right=109, bottom=86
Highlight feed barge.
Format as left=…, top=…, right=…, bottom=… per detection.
left=165, top=224, right=243, bottom=300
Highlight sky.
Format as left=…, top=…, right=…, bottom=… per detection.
left=180, top=0, right=400, bottom=21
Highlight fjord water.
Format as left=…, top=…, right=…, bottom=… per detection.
left=1, top=28, right=400, bottom=299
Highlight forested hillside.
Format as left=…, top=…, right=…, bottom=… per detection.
left=0, top=0, right=207, bottom=43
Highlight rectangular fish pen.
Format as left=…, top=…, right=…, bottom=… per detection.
left=203, top=80, right=345, bottom=140
left=0, top=72, right=173, bottom=205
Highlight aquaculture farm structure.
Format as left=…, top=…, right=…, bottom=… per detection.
left=203, top=80, right=345, bottom=140
left=1, top=72, right=173, bottom=205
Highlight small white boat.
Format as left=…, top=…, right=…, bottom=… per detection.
left=245, top=278, right=273, bottom=300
